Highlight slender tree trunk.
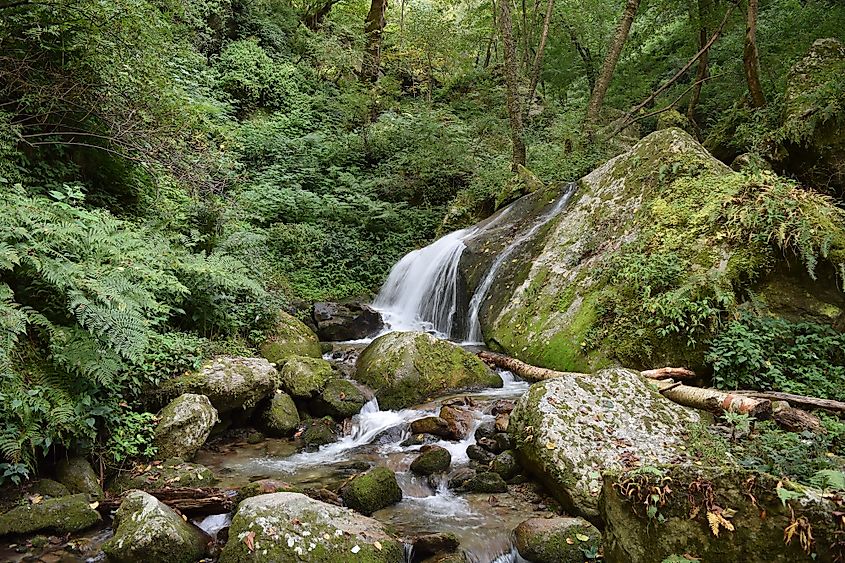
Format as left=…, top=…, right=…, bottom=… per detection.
left=361, top=0, right=388, bottom=82
left=525, top=0, right=554, bottom=118
left=399, top=0, right=406, bottom=47
left=483, top=0, right=498, bottom=68
left=743, top=0, right=766, bottom=107
left=687, top=0, right=713, bottom=122
left=565, top=22, right=596, bottom=93
left=498, top=0, right=527, bottom=169
left=426, top=52, right=434, bottom=102
left=304, top=0, right=341, bottom=30
left=584, top=0, right=641, bottom=133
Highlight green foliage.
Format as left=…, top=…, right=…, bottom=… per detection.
left=709, top=314, right=845, bottom=401
left=104, top=410, right=158, bottom=464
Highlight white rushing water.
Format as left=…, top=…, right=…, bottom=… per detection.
left=464, top=182, right=577, bottom=343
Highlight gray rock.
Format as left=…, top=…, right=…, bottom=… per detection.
left=102, top=490, right=207, bottom=563
left=462, top=472, right=507, bottom=493
left=492, top=450, right=519, bottom=480
left=30, top=479, right=70, bottom=498
left=154, top=394, right=218, bottom=460
left=509, top=369, right=698, bottom=521
left=299, top=417, right=339, bottom=450
left=514, top=517, right=601, bottom=563
left=261, top=390, right=300, bottom=437
left=0, top=493, right=100, bottom=536
left=467, top=444, right=495, bottom=464
left=313, top=302, right=384, bottom=341
left=56, top=456, right=103, bottom=499
left=279, top=355, right=333, bottom=399
left=219, top=492, right=404, bottom=562
left=157, top=356, right=278, bottom=414
left=310, top=378, right=367, bottom=419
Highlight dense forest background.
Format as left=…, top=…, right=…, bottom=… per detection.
left=1, top=0, right=843, bottom=482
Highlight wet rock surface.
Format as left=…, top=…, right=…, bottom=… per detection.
left=340, top=466, right=403, bottom=515
left=514, top=516, right=601, bottom=563
left=312, top=301, right=384, bottom=341
left=410, top=445, right=452, bottom=475
left=0, top=494, right=101, bottom=536
left=260, top=390, right=300, bottom=437
left=309, top=378, right=367, bottom=419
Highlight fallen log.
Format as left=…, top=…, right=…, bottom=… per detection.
left=653, top=380, right=772, bottom=420
left=732, top=390, right=845, bottom=413
left=772, top=402, right=823, bottom=433
left=641, top=367, right=697, bottom=380
left=97, top=487, right=237, bottom=515
left=477, top=350, right=584, bottom=381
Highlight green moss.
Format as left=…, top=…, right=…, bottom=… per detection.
left=109, top=458, right=217, bottom=494
left=0, top=493, right=101, bottom=535
left=340, top=467, right=402, bottom=516
left=262, top=390, right=300, bottom=436
left=410, top=446, right=452, bottom=475
left=259, top=311, right=321, bottom=364
left=279, top=356, right=333, bottom=398
left=55, top=456, right=103, bottom=499
left=310, top=378, right=366, bottom=419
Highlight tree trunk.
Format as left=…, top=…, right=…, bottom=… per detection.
left=565, top=21, right=596, bottom=93
left=498, top=0, right=527, bottom=169
left=361, top=0, right=388, bottom=83
left=743, top=0, right=766, bottom=108
left=524, top=0, right=554, bottom=118
left=654, top=380, right=772, bottom=419
left=304, top=0, right=342, bottom=30
left=733, top=390, right=845, bottom=413
left=478, top=351, right=582, bottom=381
left=686, top=0, right=713, bottom=123
left=641, top=367, right=697, bottom=380
left=584, top=0, right=641, bottom=133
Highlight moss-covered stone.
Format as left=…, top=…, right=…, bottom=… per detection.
left=30, top=479, right=70, bottom=498
left=410, top=445, right=452, bottom=475
left=299, top=417, right=338, bottom=450
left=154, top=393, right=218, bottom=460
left=356, top=331, right=502, bottom=410
left=55, top=456, right=103, bottom=499
left=340, top=467, right=402, bottom=516
left=601, top=465, right=842, bottom=562
left=514, top=517, right=601, bottom=563
left=656, top=109, right=693, bottom=134
left=219, top=492, right=404, bottom=562
left=259, top=310, right=322, bottom=364
left=260, top=390, right=300, bottom=437
left=310, top=378, right=367, bottom=419
left=462, top=472, right=507, bottom=493
left=491, top=450, right=518, bottom=480
left=0, top=493, right=100, bottom=536
left=102, top=490, right=207, bottom=563
left=109, top=458, right=217, bottom=494
left=156, top=356, right=278, bottom=415
left=279, top=355, right=333, bottom=399
left=235, top=479, right=303, bottom=504
left=410, top=416, right=452, bottom=437
left=508, top=369, right=698, bottom=522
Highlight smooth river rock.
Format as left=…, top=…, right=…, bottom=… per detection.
left=154, top=393, right=218, bottom=460
left=259, top=310, right=322, bottom=364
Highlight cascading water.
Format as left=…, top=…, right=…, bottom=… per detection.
left=373, top=227, right=476, bottom=337
left=464, top=182, right=577, bottom=343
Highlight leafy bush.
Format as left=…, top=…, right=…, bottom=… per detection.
left=709, top=314, right=845, bottom=400
left=104, top=410, right=158, bottom=464
left=737, top=421, right=840, bottom=483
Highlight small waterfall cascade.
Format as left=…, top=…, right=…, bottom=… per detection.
left=373, top=227, right=477, bottom=337
left=464, top=182, right=577, bottom=343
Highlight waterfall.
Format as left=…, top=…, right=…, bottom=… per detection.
left=373, top=227, right=476, bottom=337
left=463, top=182, right=577, bottom=343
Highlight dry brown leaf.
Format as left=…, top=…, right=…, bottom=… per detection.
left=244, top=531, right=256, bottom=552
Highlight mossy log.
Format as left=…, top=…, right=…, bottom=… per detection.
left=98, top=487, right=237, bottom=515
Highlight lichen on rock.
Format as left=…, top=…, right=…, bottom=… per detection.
left=154, top=393, right=218, bottom=460
left=279, top=355, right=334, bottom=399
left=0, top=493, right=101, bottom=536
left=259, top=310, right=322, bottom=364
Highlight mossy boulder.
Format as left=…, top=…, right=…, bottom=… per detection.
left=55, top=456, right=103, bottom=499
left=514, top=517, right=601, bottom=563
left=601, top=465, right=842, bottom=562
left=154, top=393, right=218, bottom=460
left=410, top=416, right=452, bottom=437
left=356, top=331, right=502, bottom=410
left=235, top=479, right=303, bottom=504
left=310, top=378, right=367, bottom=419
left=279, top=355, right=333, bottom=399
left=109, top=458, right=217, bottom=494
left=260, top=310, right=322, bottom=364
left=509, top=369, right=698, bottom=522
left=780, top=38, right=845, bottom=195
left=655, top=109, right=693, bottom=134
left=410, top=445, right=452, bottom=475
left=219, top=492, right=404, bottom=562
left=299, top=417, right=339, bottom=450
left=157, top=356, right=278, bottom=415
left=491, top=450, right=518, bottom=481
left=102, top=490, right=207, bottom=563
left=0, top=493, right=101, bottom=536
left=462, top=472, right=507, bottom=493
left=30, top=479, right=70, bottom=498
left=340, top=467, right=403, bottom=516
left=260, top=390, right=300, bottom=437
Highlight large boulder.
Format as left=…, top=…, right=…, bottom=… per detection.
left=313, top=302, right=384, bottom=341
left=279, top=356, right=333, bottom=399
left=356, top=331, right=502, bottom=410
left=508, top=368, right=698, bottom=521
left=458, top=128, right=845, bottom=372
left=55, top=456, right=103, bottom=499
left=410, top=445, right=452, bottom=475
left=260, top=310, right=322, bottom=364
left=260, top=390, right=300, bottom=437
left=780, top=38, right=845, bottom=195
left=601, top=465, right=842, bottom=563
left=309, top=378, right=367, bottom=419
left=339, top=467, right=403, bottom=515
left=154, top=394, right=218, bottom=460
left=157, top=356, right=278, bottom=415
left=298, top=417, right=339, bottom=451
left=109, top=458, right=217, bottom=494
left=219, top=492, right=404, bottom=562
left=514, top=517, right=601, bottom=563
left=0, top=493, right=101, bottom=536
left=102, top=490, right=207, bottom=563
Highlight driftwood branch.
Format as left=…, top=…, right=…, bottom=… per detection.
left=641, top=367, right=697, bottom=380
left=653, top=380, right=772, bottom=420
left=732, top=390, right=845, bottom=413
left=478, top=351, right=584, bottom=381
left=97, top=487, right=237, bottom=515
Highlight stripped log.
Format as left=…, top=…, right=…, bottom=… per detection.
left=477, top=350, right=584, bottom=381
left=653, top=380, right=772, bottom=420
left=732, top=390, right=845, bottom=413
left=97, top=487, right=237, bottom=515
left=772, top=402, right=823, bottom=433
left=641, top=367, right=697, bottom=380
